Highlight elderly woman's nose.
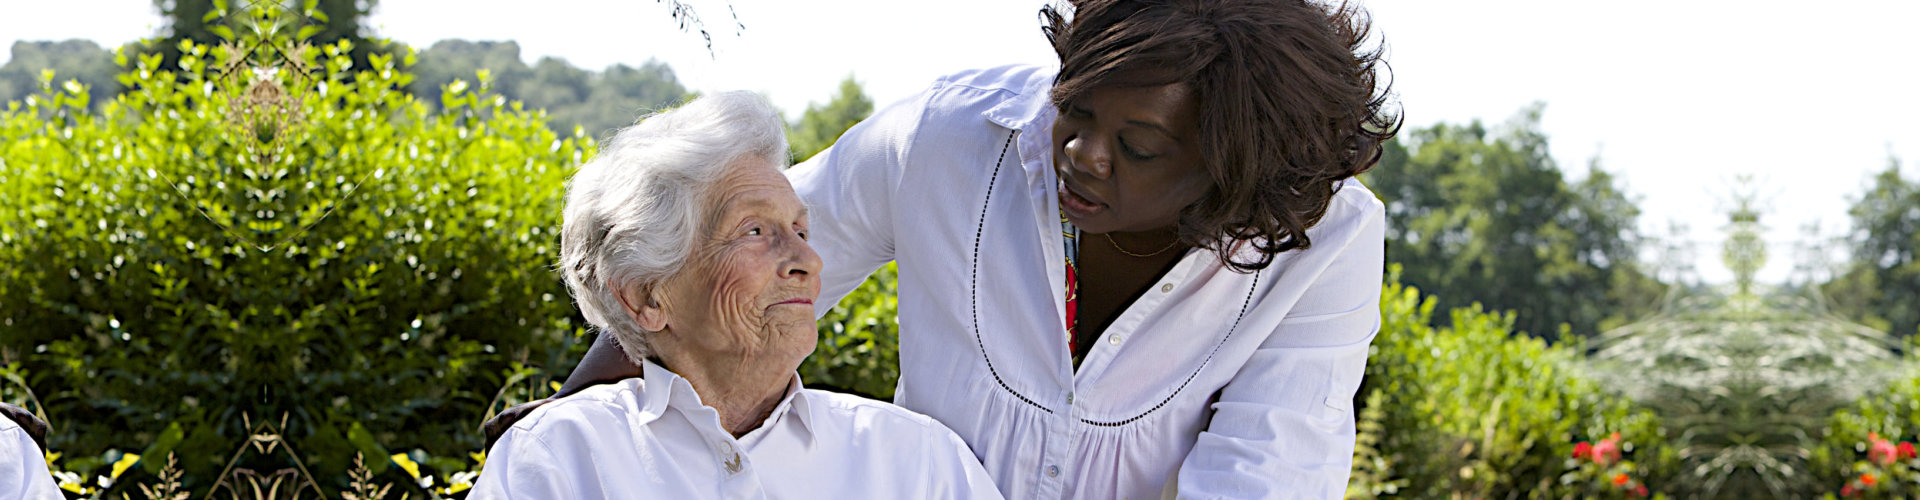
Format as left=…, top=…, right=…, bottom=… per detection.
left=781, top=230, right=823, bottom=279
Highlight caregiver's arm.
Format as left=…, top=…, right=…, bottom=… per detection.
left=1175, top=192, right=1386, bottom=499
left=785, top=86, right=931, bottom=315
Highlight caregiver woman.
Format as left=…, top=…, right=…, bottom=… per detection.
left=561, top=0, right=1397, bottom=497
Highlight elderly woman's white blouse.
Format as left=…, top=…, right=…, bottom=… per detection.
left=1, top=415, right=61, bottom=500
left=788, top=65, right=1385, bottom=499
left=472, top=361, right=1001, bottom=499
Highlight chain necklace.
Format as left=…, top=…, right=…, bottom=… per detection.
left=1103, top=232, right=1181, bottom=258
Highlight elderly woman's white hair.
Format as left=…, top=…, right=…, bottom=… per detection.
left=558, top=91, right=790, bottom=362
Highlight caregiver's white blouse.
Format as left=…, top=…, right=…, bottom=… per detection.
left=473, top=361, right=1001, bottom=499
left=790, top=65, right=1385, bottom=499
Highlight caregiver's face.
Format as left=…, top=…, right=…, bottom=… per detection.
left=654, top=156, right=821, bottom=368
left=1052, top=81, right=1211, bottom=234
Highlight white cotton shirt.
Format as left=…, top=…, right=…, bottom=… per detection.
left=789, top=65, right=1386, bottom=499
left=0, top=414, right=61, bottom=500
left=471, top=360, right=1002, bottom=500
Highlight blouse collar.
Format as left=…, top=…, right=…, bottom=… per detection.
left=638, top=358, right=818, bottom=446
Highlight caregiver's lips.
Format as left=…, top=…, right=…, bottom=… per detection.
left=771, top=298, right=814, bottom=308
left=1059, top=179, right=1107, bottom=217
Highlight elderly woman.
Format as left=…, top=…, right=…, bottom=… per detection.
left=471, top=92, right=1000, bottom=499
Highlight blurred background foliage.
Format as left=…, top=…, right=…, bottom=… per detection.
left=4, top=1, right=1920, bottom=499
left=1362, top=104, right=1666, bottom=342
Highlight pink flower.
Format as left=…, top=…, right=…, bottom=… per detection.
left=1591, top=439, right=1621, bottom=466
left=1842, top=484, right=1855, bottom=497
left=1633, top=485, right=1649, bottom=497
left=1871, top=438, right=1899, bottom=466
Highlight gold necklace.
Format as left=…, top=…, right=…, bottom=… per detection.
left=1104, top=233, right=1182, bottom=258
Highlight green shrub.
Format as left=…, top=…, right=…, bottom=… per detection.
left=1351, top=265, right=1676, bottom=498
left=0, top=5, right=592, bottom=491
left=1814, top=365, right=1920, bottom=499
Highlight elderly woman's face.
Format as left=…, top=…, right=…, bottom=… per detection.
left=645, top=156, right=821, bottom=370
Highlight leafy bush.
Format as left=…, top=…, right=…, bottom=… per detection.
left=1814, top=364, right=1920, bottom=499
left=0, top=3, right=592, bottom=492
left=1349, top=265, right=1676, bottom=499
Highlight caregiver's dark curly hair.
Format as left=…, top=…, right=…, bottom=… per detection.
left=1044, top=0, right=1401, bottom=272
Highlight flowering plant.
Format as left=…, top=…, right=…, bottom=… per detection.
left=1564, top=432, right=1657, bottom=498
left=1832, top=432, right=1918, bottom=498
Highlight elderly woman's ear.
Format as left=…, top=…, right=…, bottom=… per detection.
left=615, top=283, right=670, bottom=333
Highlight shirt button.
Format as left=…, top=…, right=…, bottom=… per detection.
left=1109, top=334, right=1122, bottom=345
left=1046, top=465, right=1060, bottom=477
left=1160, top=283, right=1173, bottom=293
left=1066, top=392, right=1075, bottom=405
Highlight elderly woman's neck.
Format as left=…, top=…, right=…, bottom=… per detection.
left=653, top=352, right=794, bottom=438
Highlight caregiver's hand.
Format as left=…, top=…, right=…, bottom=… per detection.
left=482, top=333, right=641, bottom=451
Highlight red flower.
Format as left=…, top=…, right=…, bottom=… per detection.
left=1633, top=485, right=1649, bottom=497
left=1612, top=473, right=1630, bottom=487
left=1900, top=441, right=1916, bottom=460
left=1842, top=485, right=1855, bottom=497
left=1871, top=438, right=1899, bottom=466
left=1862, top=473, right=1878, bottom=487
left=1573, top=442, right=1593, bottom=460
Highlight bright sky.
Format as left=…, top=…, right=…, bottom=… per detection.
left=4, top=0, right=1915, bottom=285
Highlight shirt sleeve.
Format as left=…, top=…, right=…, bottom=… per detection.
left=784, top=87, right=931, bottom=317
left=923, top=420, right=1007, bottom=500
left=469, top=429, right=574, bottom=500
left=1174, top=194, right=1387, bottom=499
left=0, top=424, right=61, bottom=500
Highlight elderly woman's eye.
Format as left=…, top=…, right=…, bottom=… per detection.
left=747, top=227, right=762, bottom=236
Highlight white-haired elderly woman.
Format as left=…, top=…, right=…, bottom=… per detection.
left=471, top=92, right=1001, bottom=499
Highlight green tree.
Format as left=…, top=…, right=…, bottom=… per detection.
left=787, top=75, right=874, bottom=162
left=1362, top=103, right=1662, bottom=340
left=1824, top=156, right=1919, bottom=337
left=148, top=0, right=382, bottom=71
left=0, top=41, right=121, bottom=111
left=407, top=41, right=688, bottom=139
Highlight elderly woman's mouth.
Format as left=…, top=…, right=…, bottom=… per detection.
left=771, top=298, right=814, bottom=308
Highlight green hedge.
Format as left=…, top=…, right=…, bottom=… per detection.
left=1348, top=266, right=1676, bottom=499
left=1814, top=364, right=1920, bottom=499
left=0, top=8, right=592, bottom=492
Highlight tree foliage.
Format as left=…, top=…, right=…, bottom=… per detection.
left=1823, top=157, right=1919, bottom=338
left=405, top=40, right=691, bottom=141
left=1363, top=103, right=1664, bottom=340
left=787, top=75, right=874, bottom=162
left=0, top=40, right=123, bottom=112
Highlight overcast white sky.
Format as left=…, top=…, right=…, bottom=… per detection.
left=4, top=0, right=1916, bottom=285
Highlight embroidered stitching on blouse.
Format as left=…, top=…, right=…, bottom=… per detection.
left=1080, top=273, right=1259, bottom=427
left=971, top=130, right=1053, bottom=415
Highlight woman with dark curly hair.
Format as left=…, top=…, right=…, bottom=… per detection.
left=536, top=0, right=1399, bottom=497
